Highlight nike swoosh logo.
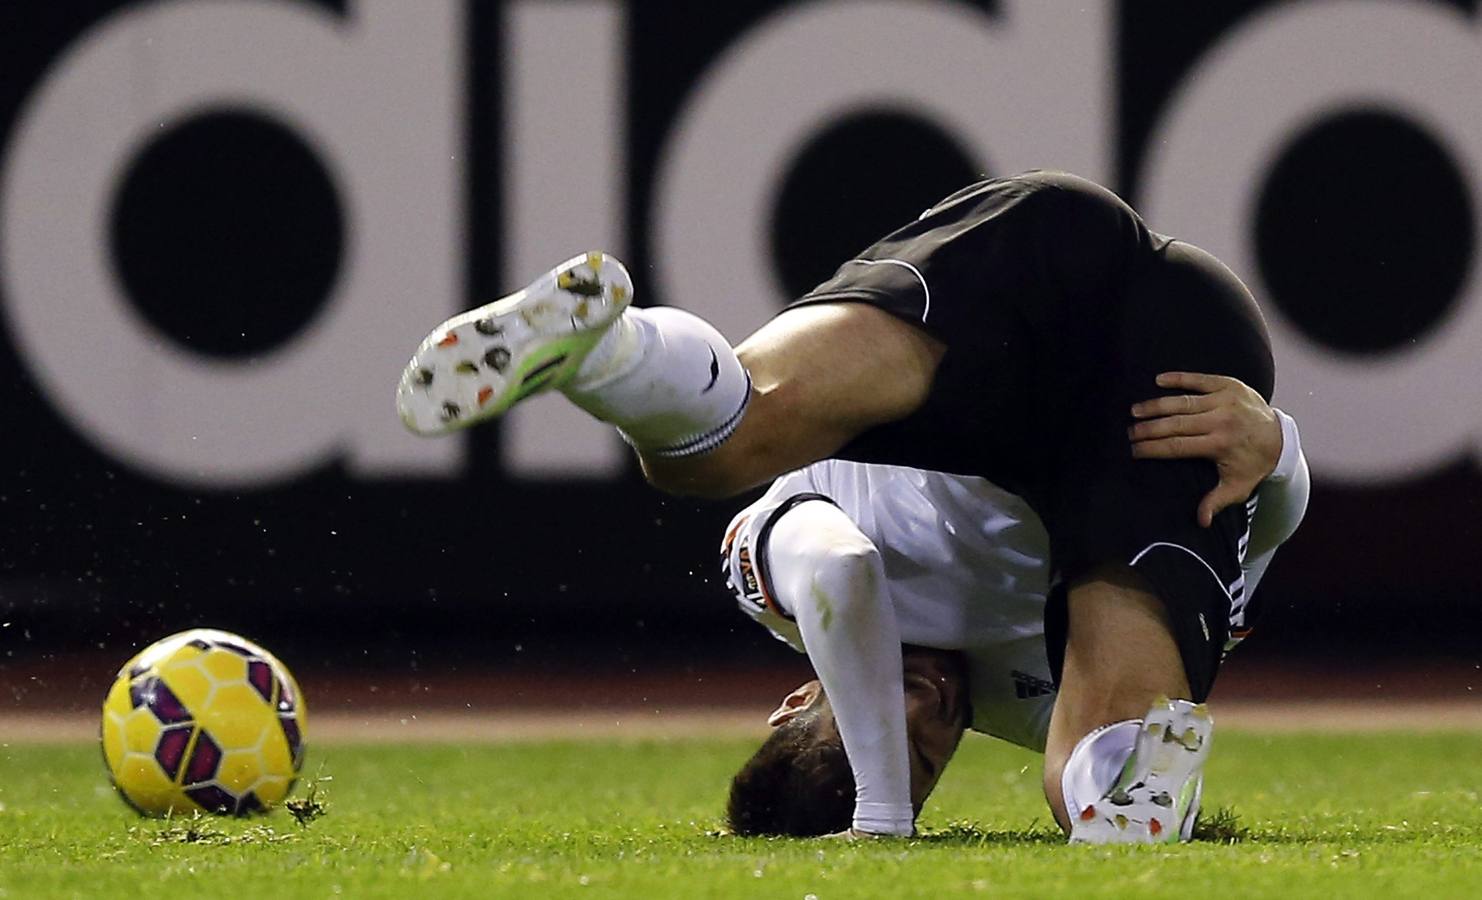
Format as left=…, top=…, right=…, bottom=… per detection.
left=702, top=346, right=720, bottom=393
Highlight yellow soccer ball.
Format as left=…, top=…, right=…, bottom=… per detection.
left=100, top=628, right=307, bottom=816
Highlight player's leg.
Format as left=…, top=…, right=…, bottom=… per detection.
left=1037, top=239, right=1270, bottom=843
left=397, top=253, right=942, bottom=499
left=1040, top=568, right=1206, bottom=840
left=637, top=303, right=943, bottom=497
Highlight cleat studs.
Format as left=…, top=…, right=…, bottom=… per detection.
left=455, top=360, right=479, bottom=375
left=477, top=386, right=494, bottom=407
left=520, top=302, right=553, bottom=327
left=473, top=317, right=503, bottom=336
left=413, top=367, right=434, bottom=387
left=1079, top=805, right=1098, bottom=822
left=586, top=251, right=603, bottom=270
left=1114, top=814, right=1129, bottom=830
left=557, top=269, right=602, bottom=297
left=440, top=401, right=461, bottom=422
left=1149, top=818, right=1163, bottom=837
left=484, top=346, right=511, bottom=372
left=437, top=331, right=459, bottom=348
left=613, top=284, right=628, bottom=303
left=1151, top=792, right=1173, bottom=808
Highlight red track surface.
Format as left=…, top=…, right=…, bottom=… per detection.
left=4, top=654, right=1480, bottom=743
left=4, top=653, right=1478, bottom=714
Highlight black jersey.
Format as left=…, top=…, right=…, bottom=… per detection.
left=786, top=170, right=1276, bottom=699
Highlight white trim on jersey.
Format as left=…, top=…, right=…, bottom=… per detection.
left=846, top=258, right=932, bottom=323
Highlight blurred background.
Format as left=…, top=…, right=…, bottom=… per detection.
left=2, top=0, right=1479, bottom=714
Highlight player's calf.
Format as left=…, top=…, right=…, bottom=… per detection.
left=566, top=305, right=752, bottom=465
left=1039, top=567, right=1196, bottom=829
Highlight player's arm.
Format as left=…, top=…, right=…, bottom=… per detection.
left=763, top=499, right=916, bottom=837
left=1127, top=372, right=1285, bottom=526
left=1242, top=409, right=1309, bottom=592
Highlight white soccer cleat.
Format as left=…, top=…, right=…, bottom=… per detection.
left=396, top=251, right=633, bottom=436
left=1070, top=696, right=1212, bottom=845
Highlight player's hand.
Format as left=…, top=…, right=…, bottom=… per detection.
left=1128, top=372, right=1282, bottom=528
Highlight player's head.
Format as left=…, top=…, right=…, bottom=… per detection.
left=725, top=647, right=969, bottom=836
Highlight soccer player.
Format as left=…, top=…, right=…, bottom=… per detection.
left=718, top=373, right=1308, bottom=839
left=398, top=171, right=1286, bottom=841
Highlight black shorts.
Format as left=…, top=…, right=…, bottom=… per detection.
left=787, top=172, right=1274, bottom=700
left=1037, top=239, right=1274, bottom=701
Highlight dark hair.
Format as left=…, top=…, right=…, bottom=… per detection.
left=725, top=707, right=855, bottom=836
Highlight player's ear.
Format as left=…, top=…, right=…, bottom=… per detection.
left=767, top=681, right=822, bottom=727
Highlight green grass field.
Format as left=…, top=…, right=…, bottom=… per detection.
left=2, top=731, right=1480, bottom=898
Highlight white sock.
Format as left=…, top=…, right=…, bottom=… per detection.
left=1061, top=719, right=1140, bottom=822
left=563, top=307, right=750, bottom=457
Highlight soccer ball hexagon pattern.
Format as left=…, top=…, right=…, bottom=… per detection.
left=101, top=628, right=307, bottom=816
